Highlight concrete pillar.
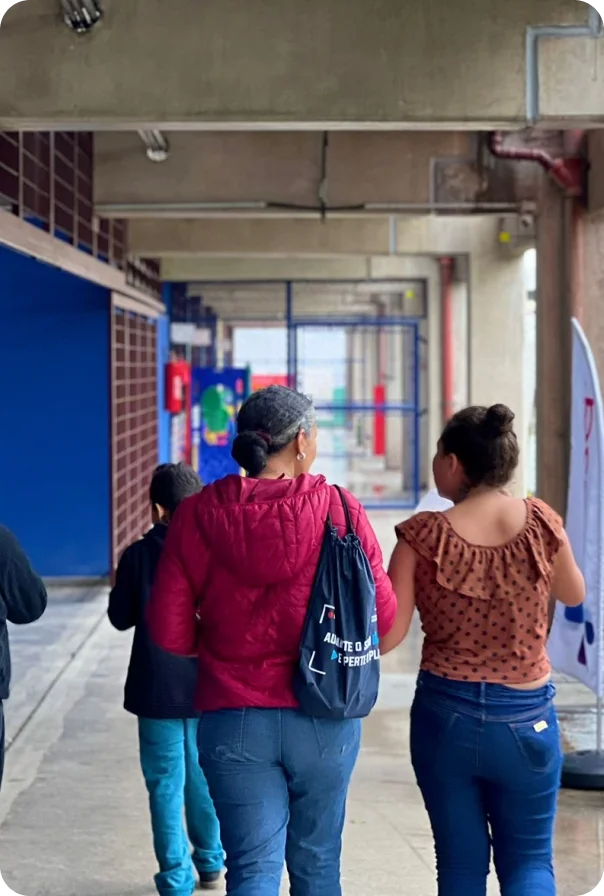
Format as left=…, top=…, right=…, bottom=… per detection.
left=452, top=276, right=469, bottom=414
left=440, top=257, right=455, bottom=425
left=385, top=323, right=403, bottom=473
left=363, top=327, right=378, bottom=453
left=348, top=328, right=364, bottom=402
left=523, top=291, right=537, bottom=496
left=536, top=178, right=569, bottom=514
left=582, top=210, right=604, bottom=398
left=348, top=328, right=367, bottom=449
left=215, top=319, right=225, bottom=369
left=468, top=222, right=526, bottom=497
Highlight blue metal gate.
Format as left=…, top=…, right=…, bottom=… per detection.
left=205, top=278, right=427, bottom=511
left=288, top=310, right=423, bottom=510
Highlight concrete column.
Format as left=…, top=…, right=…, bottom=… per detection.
left=214, top=319, right=225, bottom=369
left=348, top=328, right=367, bottom=449
left=348, top=328, right=364, bottom=402
left=385, top=323, right=404, bottom=473
left=536, top=178, right=569, bottom=514
left=440, top=257, right=455, bottom=425
left=353, top=325, right=378, bottom=456
left=582, top=210, right=604, bottom=397
left=452, top=276, right=469, bottom=413
left=468, top=222, right=526, bottom=497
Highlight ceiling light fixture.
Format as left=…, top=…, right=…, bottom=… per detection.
left=60, top=0, right=103, bottom=33
left=138, top=130, right=171, bottom=163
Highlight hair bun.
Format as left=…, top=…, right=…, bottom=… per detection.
left=484, top=404, right=515, bottom=437
left=231, top=431, right=269, bottom=476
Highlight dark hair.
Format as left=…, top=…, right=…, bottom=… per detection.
left=149, top=463, right=202, bottom=514
left=232, top=385, right=316, bottom=477
left=440, top=403, right=519, bottom=489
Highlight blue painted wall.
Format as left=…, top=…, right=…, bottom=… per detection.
left=0, top=245, right=111, bottom=576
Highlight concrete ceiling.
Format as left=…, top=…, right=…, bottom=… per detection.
left=103, top=130, right=544, bottom=267
left=0, top=2, right=560, bottom=286
left=94, top=131, right=479, bottom=215
left=0, top=0, right=598, bottom=129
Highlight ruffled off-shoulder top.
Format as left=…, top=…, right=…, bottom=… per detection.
left=397, top=497, right=564, bottom=685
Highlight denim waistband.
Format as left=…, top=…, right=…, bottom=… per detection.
left=415, top=670, right=556, bottom=723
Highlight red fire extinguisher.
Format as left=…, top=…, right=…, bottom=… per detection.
left=165, top=361, right=185, bottom=413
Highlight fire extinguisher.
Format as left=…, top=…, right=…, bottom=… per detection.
left=165, top=361, right=184, bottom=413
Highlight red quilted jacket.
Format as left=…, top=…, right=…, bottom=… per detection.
left=148, top=473, right=397, bottom=711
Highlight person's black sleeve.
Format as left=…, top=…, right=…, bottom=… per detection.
left=108, top=544, right=138, bottom=631
left=0, top=527, right=47, bottom=625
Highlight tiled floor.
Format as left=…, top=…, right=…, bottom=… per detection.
left=0, top=522, right=602, bottom=896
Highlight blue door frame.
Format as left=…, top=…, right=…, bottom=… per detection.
left=191, top=277, right=427, bottom=511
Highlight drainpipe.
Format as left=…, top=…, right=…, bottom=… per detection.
left=526, top=8, right=603, bottom=125
left=440, top=258, right=455, bottom=425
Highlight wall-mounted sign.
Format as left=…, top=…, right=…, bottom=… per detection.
left=170, top=323, right=196, bottom=344
left=191, top=367, right=251, bottom=483
left=170, top=323, right=213, bottom=346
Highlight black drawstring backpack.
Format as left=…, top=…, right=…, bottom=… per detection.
left=294, top=486, right=381, bottom=719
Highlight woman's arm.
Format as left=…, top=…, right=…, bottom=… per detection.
left=551, top=530, right=585, bottom=608
left=352, top=502, right=397, bottom=637
left=381, top=539, right=417, bottom=654
left=147, top=499, right=206, bottom=656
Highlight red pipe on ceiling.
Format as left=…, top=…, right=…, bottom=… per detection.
left=488, top=132, right=582, bottom=196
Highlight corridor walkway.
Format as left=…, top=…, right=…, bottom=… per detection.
left=0, top=519, right=602, bottom=896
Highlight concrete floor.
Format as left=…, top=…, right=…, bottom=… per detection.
left=0, top=516, right=603, bottom=896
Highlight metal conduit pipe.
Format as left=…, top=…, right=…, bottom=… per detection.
left=138, top=130, right=170, bottom=163
left=60, top=0, right=103, bottom=33
left=95, top=201, right=521, bottom=218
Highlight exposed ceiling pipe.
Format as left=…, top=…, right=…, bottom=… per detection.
left=488, top=131, right=583, bottom=196
left=138, top=130, right=170, bottom=163
left=526, top=7, right=603, bottom=124
left=95, top=200, right=521, bottom=218
left=60, top=0, right=103, bottom=33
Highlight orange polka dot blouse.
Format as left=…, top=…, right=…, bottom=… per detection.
left=397, top=498, right=564, bottom=685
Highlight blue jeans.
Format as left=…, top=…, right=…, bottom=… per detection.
left=197, top=708, right=361, bottom=896
left=410, top=672, right=562, bottom=896
left=138, top=718, right=224, bottom=896
left=0, top=702, right=4, bottom=789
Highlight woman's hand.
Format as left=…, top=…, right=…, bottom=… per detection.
left=381, top=539, right=417, bottom=655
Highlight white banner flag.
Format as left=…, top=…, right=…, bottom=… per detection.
left=548, top=318, right=604, bottom=697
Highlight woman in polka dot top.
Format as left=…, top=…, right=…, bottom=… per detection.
left=384, top=403, right=584, bottom=896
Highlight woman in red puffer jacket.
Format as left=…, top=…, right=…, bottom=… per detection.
left=148, top=385, right=396, bottom=896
